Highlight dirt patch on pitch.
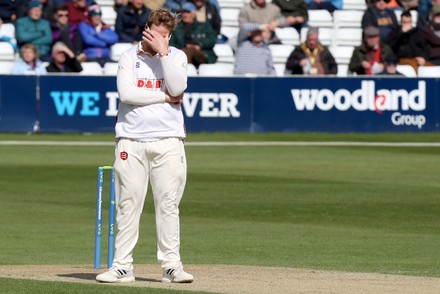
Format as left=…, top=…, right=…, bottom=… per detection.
left=0, top=264, right=440, bottom=293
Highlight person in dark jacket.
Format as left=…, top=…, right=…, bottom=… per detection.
left=0, top=0, right=18, bottom=23
left=423, top=5, right=440, bottom=65
left=46, top=41, right=83, bottom=72
left=191, top=0, right=222, bottom=36
left=361, top=0, right=399, bottom=44
left=115, top=0, right=151, bottom=43
left=388, top=10, right=432, bottom=73
left=285, top=27, right=337, bottom=75
left=272, top=0, right=308, bottom=33
left=51, top=5, right=84, bottom=58
left=169, top=2, right=217, bottom=67
left=349, top=26, right=394, bottom=75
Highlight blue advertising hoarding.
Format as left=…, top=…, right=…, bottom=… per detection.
left=0, top=74, right=438, bottom=133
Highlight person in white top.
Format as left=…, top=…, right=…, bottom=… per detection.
left=96, top=8, right=194, bottom=284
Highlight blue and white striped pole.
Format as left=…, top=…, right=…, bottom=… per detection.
left=108, top=167, right=116, bottom=269
left=94, top=167, right=104, bottom=269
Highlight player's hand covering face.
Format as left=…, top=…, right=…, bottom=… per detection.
left=142, top=25, right=171, bottom=56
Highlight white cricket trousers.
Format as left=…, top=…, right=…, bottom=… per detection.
left=112, top=137, right=187, bottom=270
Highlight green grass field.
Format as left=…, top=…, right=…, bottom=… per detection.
left=1, top=133, right=440, bottom=293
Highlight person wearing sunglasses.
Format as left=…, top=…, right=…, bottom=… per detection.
left=362, top=0, right=399, bottom=44
left=96, top=8, right=194, bottom=284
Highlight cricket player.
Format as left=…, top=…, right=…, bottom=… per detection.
left=96, top=8, right=193, bottom=284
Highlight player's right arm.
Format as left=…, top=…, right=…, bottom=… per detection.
left=117, top=51, right=166, bottom=106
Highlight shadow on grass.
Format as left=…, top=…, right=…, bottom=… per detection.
left=57, top=273, right=160, bottom=283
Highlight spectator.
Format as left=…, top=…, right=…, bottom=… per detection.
left=362, top=0, right=399, bottom=44
left=349, top=26, right=394, bottom=75
left=15, top=0, right=53, bottom=61
left=51, top=5, right=85, bottom=59
left=17, top=0, right=55, bottom=21
left=169, top=2, right=217, bottom=67
left=115, top=0, right=151, bottom=43
left=379, top=54, right=404, bottom=75
left=46, top=41, right=83, bottom=72
left=238, top=0, right=299, bottom=46
left=388, top=10, right=431, bottom=73
left=11, top=43, right=47, bottom=74
left=305, top=0, right=342, bottom=13
left=192, top=0, right=222, bottom=36
left=272, top=0, right=308, bottom=33
left=0, top=0, right=18, bottom=23
left=285, top=27, right=337, bottom=75
left=166, top=0, right=221, bottom=13
left=66, top=0, right=89, bottom=26
left=78, top=5, right=119, bottom=66
left=423, top=5, right=440, bottom=64
left=418, top=0, right=440, bottom=28
left=234, top=29, right=276, bottom=75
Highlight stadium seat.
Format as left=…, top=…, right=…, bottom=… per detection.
left=213, top=43, right=235, bottom=63
left=333, top=28, right=362, bottom=47
left=220, top=26, right=239, bottom=41
left=274, top=27, right=300, bottom=46
left=274, top=63, right=286, bottom=77
left=307, top=10, right=334, bottom=28
left=333, top=10, right=364, bottom=29
left=417, top=66, right=440, bottom=77
left=337, top=64, right=349, bottom=77
left=329, top=46, right=355, bottom=65
left=103, top=62, right=119, bottom=75
left=0, top=23, right=16, bottom=43
left=198, top=63, right=234, bottom=76
left=80, top=62, right=104, bottom=75
left=0, top=60, right=14, bottom=74
left=187, top=63, right=198, bottom=76
left=217, top=0, right=244, bottom=8
left=220, top=8, right=240, bottom=27
left=268, top=44, right=294, bottom=64
left=396, top=65, right=417, bottom=77
left=301, top=27, right=334, bottom=46
left=342, top=0, right=367, bottom=10
left=0, top=42, right=16, bottom=61
left=110, top=42, right=132, bottom=62
left=101, top=6, right=117, bottom=27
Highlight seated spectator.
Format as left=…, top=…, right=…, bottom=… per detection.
left=388, top=10, right=431, bottom=73
left=66, top=0, right=89, bottom=26
left=418, top=0, right=439, bottom=29
left=11, top=43, right=47, bottom=74
left=166, top=0, right=220, bottom=13
left=51, top=5, right=85, bottom=59
left=192, top=0, right=222, bottom=37
left=305, top=0, right=342, bottom=13
left=0, top=0, right=18, bottom=23
left=17, top=0, right=55, bottom=21
left=272, top=0, right=308, bottom=33
left=115, top=0, right=151, bottom=44
left=349, top=26, right=394, bottom=75
left=234, top=29, right=276, bottom=76
left=169, top=2, right=217, bottom=67
left=285, top=27, right=337, bottom=75
left=238, top=0, right=300, bottom=46
left=362, top=0, right=399, bottom=44
left=15, top=0, right=53, bottom=61
left=379, top=54, right=404, bottom=75
left=78, top=5, right=119, bottom=66
left=423, top=5, right=440, bottom=64
left=46, top=41, right=83, bottom=72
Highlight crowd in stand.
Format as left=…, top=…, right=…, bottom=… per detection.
left=0, top=0, right=440, bottom=76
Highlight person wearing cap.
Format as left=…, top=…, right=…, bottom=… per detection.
left=78, top=4, right=119, bottom=66
left=115, top=0, right=151, bottom=43
left=46, top=41, right=83, bottom=72
left=378, top=54, right=404, bottom=75
left=285, top=27, right=337, bottom=75
left=15, top=0, right=53, bottom=60
left=349, top=26, right=394, bottom=75
left=169, top=2, right=217, bottom=67
left=16, top=0, right=54, bottom=21
left=388, top=10, right=431, bottom=73
left=361, top=0, right=399, bottom=44
left=234, top=28, right=276, bottom=76
left=423, top=5, right=440, bottom=65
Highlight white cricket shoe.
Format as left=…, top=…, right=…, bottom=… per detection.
left=162, top=267, right=194, bottom=283
left=96, top=267, right=135, bottom=283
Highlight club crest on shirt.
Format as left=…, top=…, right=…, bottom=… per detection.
left=120, top=151, right=128, bottom=160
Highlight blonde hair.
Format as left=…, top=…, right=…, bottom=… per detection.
left=21, top=43, right=39, bottom=59
left=146, top=8, right=181, bottom=32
